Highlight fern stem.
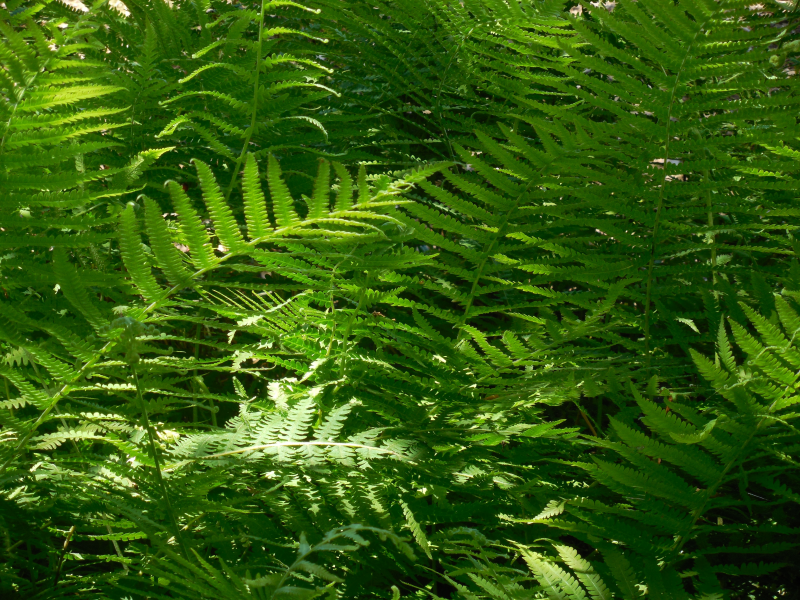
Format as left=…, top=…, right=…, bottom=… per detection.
left=577, top=405, right=598, bottom=437
left=642, top=16, right=712, bottom=365
left=208, top=391, right=217, bottom=427
left=455, top=170, right=548, bottom=342
left=596, top=397, right=603, bottom=433
left=106, top=524, right=129, bottom=573
left=52, top=525, right=75, bottom=590
left=192, top=322, right=201, bottom=424
left=325, top=280, right=339, bottom=358
left=704, top=169, right=717, bottom=286
left=195, top=374, right=217, bottom=427
left=223, top=0, right=270, bottom=203
left=3, top=377, right=11, bottom=418
left=338, top=281, right=369, bottom=379
left=432, top=25, right=478, bottom=162
left=131, top=368, right=189, bottom=561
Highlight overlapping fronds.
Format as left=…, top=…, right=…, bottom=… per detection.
left=2, top=0, right=799, bottom=598
left=306, top=0, right=579, bottom=164
left=0, top=0, right=161, bottom=304
left=363, top=0, right=800, bottom=405
left=94, top=0, right=335, bottom=196
left=507, top=298, right=800, bottom=597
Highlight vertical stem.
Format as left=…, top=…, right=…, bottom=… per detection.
left=191, top=321, right=216, bottom=426
left=325, top=268, right=340, bottom=359
left=208, top=391, right=217, bottom=428
left=577, top=404, right=598, bottom=437
left=204, top=374, right=218, bottom=428
left=192, top=323, right=200, bottom=424
left=26, top=541, right=37, bottom=584
left=4, top=377, right=12, bottom=418
left=52, top=525, right=75, bottom=589
left=433, top=24, right=477, bottom=162
left=224, top=0, right=270, bottom=202
left=132, top=368, right=188, bottom=560
left=107, top=524, right=129, bottom=574
left=704, top=169, right=717, bottom=286
left=596, top=397, right=603, bottom=433
left=338, top=279, right=369, bottom=380
left=642, top=22, right=709, bottom=367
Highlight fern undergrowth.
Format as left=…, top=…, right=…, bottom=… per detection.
left=1, top=0, right=799, bottom=598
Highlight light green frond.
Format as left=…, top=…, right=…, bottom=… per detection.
left=400, top=500, right=432, bottom=560
left=192, top=159, right=245, bottom=251
left=690, top=349, right=733, bottom=391
left=242, top=153, right=270, bottom=240
left=267, top=154, right=300, bottom=228
left=144, top=197, right=193, bottom=287
left=554, top=546, right=612, bottom=600
left=775, top=296, right=800, bottom=337
left=522, top=551, right=585, bottom=600
left=119, top=204, right=163, bottom=302
left=308, top=158, right=330, bottom=220
left=333, top=161, right=354, bottom=212
left=167, top=180, right=216, bottom=270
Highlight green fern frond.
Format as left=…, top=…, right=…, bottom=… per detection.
left=120, top=204, right=164, bottom=302
left=267, top=154, right=301, bottom=228
left=193, top=159, right=246, bottom=251
left=167, top=180, right=216, bottom=270
left=242, top=153, right=270, bottom=240
left=143, top=197, right=192, bottom=287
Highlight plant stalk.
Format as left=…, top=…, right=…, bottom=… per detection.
left=132, top=368, right=189, bottom=560
left=224, top=0, right=270, bottom=202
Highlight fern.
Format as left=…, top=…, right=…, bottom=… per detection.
left=2, top=0, right=799, bottom=598
left=125, top=524, right=414, bottom=599
left=503, top=299, right=800, bottom=597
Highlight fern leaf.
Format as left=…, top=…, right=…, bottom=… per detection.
left=775, top=296, right=800, bottom=338
left=522, top=551, right=585, bottom=600
left=599, top=546, right=643, bottom=600
left=554, top=546, right=612, bottom=600
left=144, top=197, right=192, bottom=287
left=167, top=181, right=216, bottom=270
left=332, top=161, right=354, bottom=212
left=308, top=158, right=330, bottom=220
left=119, top=204, right=163, bottom=302
left=53, top=248, right=106, bottom=332
left=267, top=154, right=300, bottom=228
left=192, top=159, right=245, bottom=251
left=400, top=500, right=432, bottom=560
left=242, top=153, right=270, bottom=240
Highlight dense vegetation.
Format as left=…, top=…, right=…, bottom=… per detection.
left=2, top=0, right=800, bottom=597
